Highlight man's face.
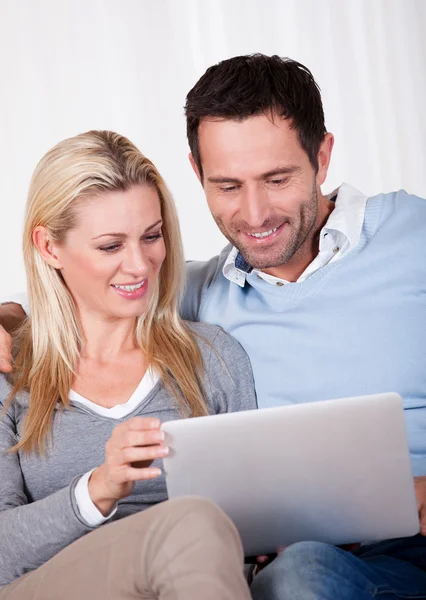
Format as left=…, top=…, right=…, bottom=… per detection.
left=192, top=113, right=331, bottom=271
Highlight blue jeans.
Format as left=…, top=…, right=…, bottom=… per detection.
left=250, top=535, right=426, bottom=599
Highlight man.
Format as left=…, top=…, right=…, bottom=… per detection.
left=2, top=54, right=426, bottom=598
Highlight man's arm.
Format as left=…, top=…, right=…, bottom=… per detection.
left=0, top=303, right=26, bottom=373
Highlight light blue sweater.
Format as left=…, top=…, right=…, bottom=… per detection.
left=182, top=191, right=426, bottom=476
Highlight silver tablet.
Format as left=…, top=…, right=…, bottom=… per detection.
left=162, top=392, right=419, bottom=556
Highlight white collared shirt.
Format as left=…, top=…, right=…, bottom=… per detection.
left=222, top=183, right=368, bottom=287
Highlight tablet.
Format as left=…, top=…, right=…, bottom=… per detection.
left=162, top=392, right=419, bottom=556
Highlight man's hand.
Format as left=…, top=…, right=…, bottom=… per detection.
left=0, top=302, right=26, bottom=373
left=0, top=325, right=12, bottom=373
left=415, top=476, right=426, bottom=535
left=255, top=547, right=285, bottom=571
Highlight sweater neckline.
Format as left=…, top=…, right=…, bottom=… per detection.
left=244, top=194, right=383, bottom=301
left=69, top=368, right=159, bottom=420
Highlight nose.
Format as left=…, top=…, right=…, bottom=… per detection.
left=238, top=186, right=269, bottom=228
left=121, top=245, right=149, bottom=277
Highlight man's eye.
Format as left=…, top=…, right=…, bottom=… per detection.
left=269, top=178, right=287, bottom=186
left=99, top=244, right=121, bottom=253
left=221, top=185, right=238, bottom=193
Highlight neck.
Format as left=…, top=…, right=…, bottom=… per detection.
left=262, top=190, right=335, bottom=282
left=78, top=309, right=139, bottom=361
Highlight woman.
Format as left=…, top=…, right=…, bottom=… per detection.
left=0, top=131, right=256, bottom=599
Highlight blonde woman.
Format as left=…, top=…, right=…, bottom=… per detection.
left=0, top=131, right=256, bottom=599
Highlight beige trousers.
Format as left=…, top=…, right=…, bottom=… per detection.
left=0, top=496, right=251, bottom=600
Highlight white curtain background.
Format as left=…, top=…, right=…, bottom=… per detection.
left=0, top=0, right=425, bottom=296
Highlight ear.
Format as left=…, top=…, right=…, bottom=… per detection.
left=32, top=226, right=63, bottom=269
left=316, top=133, right=334, bottom=187
left=189, top=153, right=203, bottom=185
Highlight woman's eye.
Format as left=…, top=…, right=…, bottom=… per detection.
left=99, top=244, right=121, bottom=253
left=144, top=233, right=163, bottom=243
left=98, top=233, right=162, bottom=251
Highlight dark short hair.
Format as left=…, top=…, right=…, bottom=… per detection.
left=185, top=54, right=327, bottom=179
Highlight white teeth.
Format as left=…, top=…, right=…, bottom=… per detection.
left=247, top=227, right=278, bottom=239
left=113, top=281, right=145, bottom=292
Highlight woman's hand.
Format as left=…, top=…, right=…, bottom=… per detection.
left=88, top=417, right=168, bottom=516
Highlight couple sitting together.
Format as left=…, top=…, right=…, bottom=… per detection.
left=1, top=54, right=426, bottom=600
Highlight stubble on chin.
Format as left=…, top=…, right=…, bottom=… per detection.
left=213, top=185, right=319, bottom=270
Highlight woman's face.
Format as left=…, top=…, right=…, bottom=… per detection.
left=51, top=184, right=166, bottom=321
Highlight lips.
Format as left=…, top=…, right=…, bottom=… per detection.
left=242, top=222, right=286, bottom=243
left=246, top=226, right=279, bottom=239
left=112, top=281, right=145, bottom=292
left=111, top=279, right=148, bottom=300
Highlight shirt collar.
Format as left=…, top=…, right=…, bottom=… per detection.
left=222, top=183, right=367, bottom=288
left=323, top=182, right=367, bottom=250
left=223, top=247, right=250, bottom=287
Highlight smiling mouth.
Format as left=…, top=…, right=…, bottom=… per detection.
left=111, top=280, right=146, bottom=292
left=246, top=227, right=279, bottom=239
left=244, top=223, right=285, bottom=241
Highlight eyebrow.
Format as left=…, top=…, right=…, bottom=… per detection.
left=261, top=166, right=301, bottom=179
left=207, top=166, right=300, bottom=185
left=92, top=219, right=163, bottom=240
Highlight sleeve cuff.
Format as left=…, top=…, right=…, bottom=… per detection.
left=74, top=469, right=117, bottom=526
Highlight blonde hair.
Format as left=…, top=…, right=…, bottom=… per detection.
left=9, top=130, right=208, bottom=453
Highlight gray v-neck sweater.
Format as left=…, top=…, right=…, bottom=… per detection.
left=0, top=322, right=257, bottom=586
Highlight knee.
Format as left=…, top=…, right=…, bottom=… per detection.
left=278, top=541, right=343, bottom=573
left=251, top=542, right=344, bottom=598
left=168, top=496, right=242, bottom=548
left=172, top=496, right=237, bottom=533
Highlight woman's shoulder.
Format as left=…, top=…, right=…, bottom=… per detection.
left=183, top=321, right=257, bottom=412
left=185, top=320, right=243, bottom=353
left=185, top=320, right=223, bottom=342
left=0, top=374, right=29, bottom=411
left=184, top=320, right=251, bottom=372
left=0, top=374, right=12, bottom=403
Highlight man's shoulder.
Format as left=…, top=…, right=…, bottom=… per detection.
left=185, top=244, right=231, bottom=287
left=368, top=189, right=426, bottom=213
left=365, top=189, right=426, bottom=233
left=182, top=245, right=232, bottom=320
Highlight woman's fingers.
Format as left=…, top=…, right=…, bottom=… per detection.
left=126, top=417, right=162, bottom=432
left=123, top=465, right=162, bottom=481
left=120, top=428, right=165, bottom=449
left=89, top=418, right=166, bottom=509
left=112, top=417, right=165, bottom=450
left=121, top=444, right=169, bottom=464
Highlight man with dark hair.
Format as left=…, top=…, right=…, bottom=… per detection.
left=1, top=53, right=426, bottom=598
left=182, top=54, right=426, bottom=599
left=186, top=55, right=327, bottom=178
